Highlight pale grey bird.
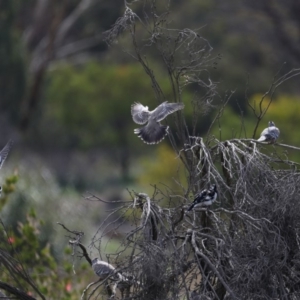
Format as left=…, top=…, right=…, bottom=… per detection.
left=0, top=140, right=13, bottom=197
left=257, top=121, right=280, bottom=144
left=92, top=258, right=124, bottom=281
left=131, top=101, right=184, bottom=144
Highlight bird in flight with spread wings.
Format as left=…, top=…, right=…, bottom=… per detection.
left=257, top=121, right=280, bottom=144
left=131, top=101, right=184, bottom=144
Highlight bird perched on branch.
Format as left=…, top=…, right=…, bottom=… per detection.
left=257, top=121, right=280, bottom=144
left=92, top=258, right=121, bottom=281
left=131, top=101, right=184, bottom=144
left=92, top=257, right=138, bottom=298
left=0, top=140, right=13, bottom=197
left=187, top=184, right=218, bottom=211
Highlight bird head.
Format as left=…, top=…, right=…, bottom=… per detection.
left=210, top=184, right=217, bottom=192
left=268, top=121, right=275, bottom=127
left=91, top=258, right=99, bottom=265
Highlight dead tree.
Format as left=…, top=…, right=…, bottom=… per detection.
left=60, top=0, right=300, bottom=299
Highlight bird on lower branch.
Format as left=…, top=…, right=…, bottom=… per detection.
left=92, top=257, right=138, bottom=297
left=92, top=258, right=122, bottom=281
left=187, top=184, right=218, bottom=211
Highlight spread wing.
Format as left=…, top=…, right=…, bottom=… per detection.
left=153, top=102, right=184, bottom=122
left=0, top=140, right=13, bottom=169
left=131, top=103, right=150, bottom=124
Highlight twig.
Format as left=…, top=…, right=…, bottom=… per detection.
left=191, top=231, right=238, bottom=300
left=0, top=281, right=37, bottom=300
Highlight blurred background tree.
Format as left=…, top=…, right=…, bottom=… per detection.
left=0, top=0, right=26, bottom=124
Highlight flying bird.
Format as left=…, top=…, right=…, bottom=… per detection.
left=131, top=101, right=184, bottom=144
left=187, top=184, right=218, bottom=211
left=257, top=121, right=280, bottom=144
left=91, top=258, right=123, bottom=281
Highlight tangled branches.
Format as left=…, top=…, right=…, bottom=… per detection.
left=68, top=137, right=300, bottom=300
left=0, top=221, right=45, bottom=300
left=61, top=1, right=300, bottom=299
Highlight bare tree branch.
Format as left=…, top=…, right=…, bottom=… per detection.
left=0, top=281, right=36, bottom=300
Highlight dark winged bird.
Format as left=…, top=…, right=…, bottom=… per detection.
left=131, top=101, right=184, bottom=144
left=257, top=121, right=280, bottom=144
left=0, top=140, right=13, bottom=196
left=187, top=184, right=218, bottom=211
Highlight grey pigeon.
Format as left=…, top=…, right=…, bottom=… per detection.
left=187, top=184, right=218, bottom=211
left=131, top=101, right=184, bottom=144
left=92, top=258, right=123, bottom=281
left=0, top=140, right=13, bottom=197
left=257, top=121, right=280, bottom=144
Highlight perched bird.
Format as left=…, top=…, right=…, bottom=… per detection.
left=131, top=101, right=184, bottom=144
left=187, top=184, right=218, bottom=211
left=0, top=140, right=13, bottom=197
left=92, top=258, right=119, bottom=280
left=257, top=121, right=280, bottom=144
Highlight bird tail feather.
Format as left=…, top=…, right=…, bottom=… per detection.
left=134, top=124, right=168, bottom=144
left=257, top=136, right=266, bottom=142
left=187, top=203, right=194, bottom=211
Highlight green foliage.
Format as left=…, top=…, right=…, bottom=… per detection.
left=209, top=104, right=255, bottom=140
left=43, top=61, right=196, bottom=180
left=44, top=61, right=196, bottom=149
left=0, top=172, right=95, bottom=299
left=137, top=144, right=187, bottom=196
left=45, top=62, right=167, bottom=149
left=0, top=172, right=18, bottom=210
